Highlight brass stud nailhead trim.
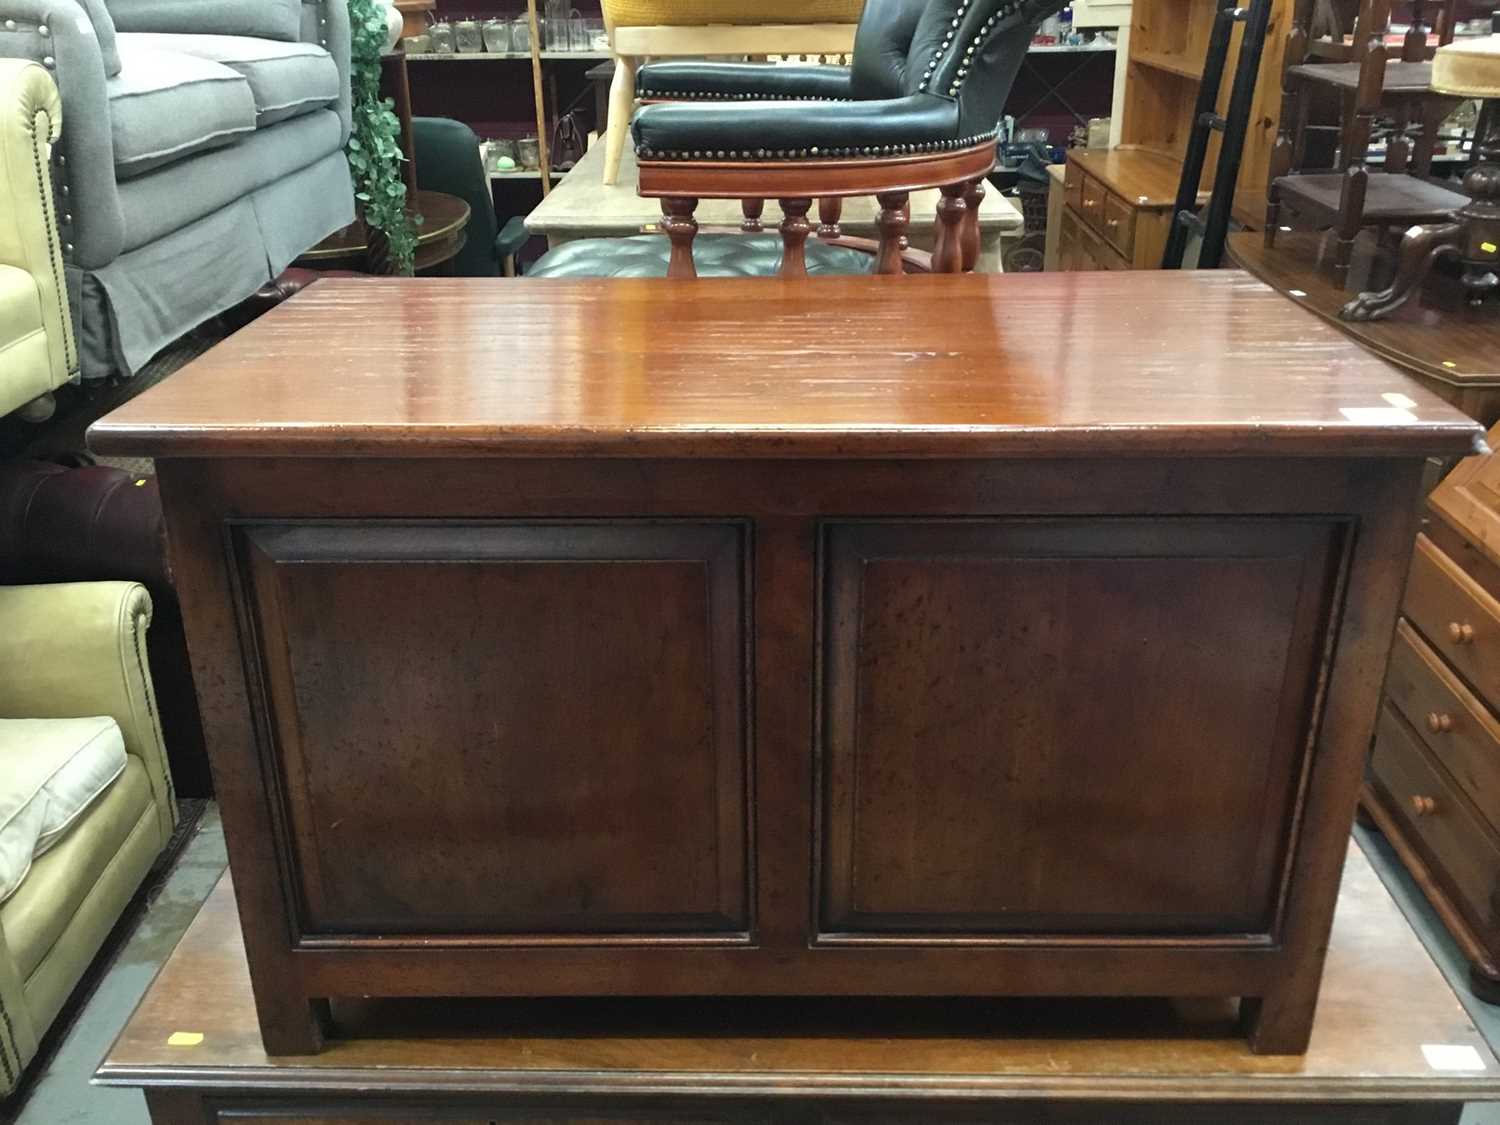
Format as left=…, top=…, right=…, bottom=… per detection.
left=638, top=130, right=997, bottom=162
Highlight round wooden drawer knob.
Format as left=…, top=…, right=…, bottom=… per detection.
left=1411, top=795, right=1438, bottom=817
left=1449, top=622, right=1476, bottom=645
left=1427, top=712, right=1455, bottom=733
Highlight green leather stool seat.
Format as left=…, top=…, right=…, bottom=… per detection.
left=528, top=233, right=878, bottom=278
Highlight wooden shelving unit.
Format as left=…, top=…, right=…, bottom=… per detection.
left=1118, top=0, right=1293, bottom=228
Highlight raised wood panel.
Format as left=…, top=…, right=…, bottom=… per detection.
left=819, top=518, right=1344, bottom=937
left=233, top=521, right=750, bottom=938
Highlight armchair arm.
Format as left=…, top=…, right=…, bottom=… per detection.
left=0, top=918, right=40, bottom=1096
left=637, top=60, right=853, bottom=102
left=0, top=59, right=75, bottom=400
left=0, top=582, right=175, bottom=843
left=0, top=0, right=125, bottom=269
left=301, top=0, right=350, bottom=144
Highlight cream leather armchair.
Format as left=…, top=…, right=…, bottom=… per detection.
left=0, top=582, right=177, bottom=1096
left=0, top=59, right=75, bottom=420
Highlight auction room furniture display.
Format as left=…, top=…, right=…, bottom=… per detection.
left=527, top=142, right=1023, bottom=272
left=1363, top=424, right=1500, bottom=1000
left=0, top=60, right=72, bottom=421
left=0, top=578, right=177, bottom=1096
left=90, top=271, right=1482, bottom=1057
left=1265, top=0, right=1470, bottom=288
left=1049, top=0, right=1291, bottom=272
left=0, top=0, right=355, bottom=380
left=99, top=844, right=1500, bottom=1125
left=625, top=0, right=1065, bottom=275
left=600, top=0, right=863, bottom=185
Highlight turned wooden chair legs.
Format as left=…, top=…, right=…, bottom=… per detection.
left=662, top=197, right=699, bottom=278
left=659, top=178, right=988, bottom=278
left=875, top=191, right=910, bottom=276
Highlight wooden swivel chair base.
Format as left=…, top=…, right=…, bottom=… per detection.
left=638, top=143, right=995, bottom=277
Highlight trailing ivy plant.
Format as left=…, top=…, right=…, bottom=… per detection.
left=346, top=0, right=417, bottom=274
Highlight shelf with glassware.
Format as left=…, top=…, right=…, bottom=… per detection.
left=403, top=0, right=607, bottom=197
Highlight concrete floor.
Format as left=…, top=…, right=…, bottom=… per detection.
left=7, top=810, right=1500, bottom=1122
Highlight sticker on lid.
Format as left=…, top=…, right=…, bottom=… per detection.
left=166, top=1031, right=204, bottom=1047
left=1341, top=406, right=1417, bottom=424
left=1382, top=392, right=1417, bottom=409
left=1422, top=1043, right=1487, bottom=1071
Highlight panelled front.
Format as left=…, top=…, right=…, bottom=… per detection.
left=818, top=519, right=1346, bottom=938
left=232, top=521, right=751, bottom=939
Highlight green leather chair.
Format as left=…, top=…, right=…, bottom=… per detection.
left=412, top=116, right=530, bottom=277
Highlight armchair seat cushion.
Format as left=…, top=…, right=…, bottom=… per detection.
left=529, top=233, right=878, bottom=277
left=0, top=716, right=127, bottom=904
left=604, top=0, right=864, bottom=26
left=108, top=43, right=257, bottom=179
left=121, top=33, right=340, bottom=127
left=632, top=93, right=966, bottom=160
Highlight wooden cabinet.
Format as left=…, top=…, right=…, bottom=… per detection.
left=90, top=274, right=1481, bottom=1058
left=1051, top=146, right=1190, bottom=270
left=1365, top=429, right=1500, bottom=999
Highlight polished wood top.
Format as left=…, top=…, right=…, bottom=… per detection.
left=88, top=273, right=1482, bottom=460
left=1228, top=231, right=1500, bottom=392
left=1070, top=145, right=1204, bottom=209
left=96, top=843, right=1499, bottom=1101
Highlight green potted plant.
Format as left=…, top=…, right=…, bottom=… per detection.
left=346, top=0, right=418, bottom=274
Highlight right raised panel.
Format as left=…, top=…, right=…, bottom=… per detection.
left=818, top=518, right=1346, bottom=939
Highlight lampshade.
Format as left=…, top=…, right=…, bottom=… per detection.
left=1433, top=33, right=1500, bottom=98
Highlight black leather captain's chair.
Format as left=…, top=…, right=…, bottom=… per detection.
left=626, top=0, right=1064, bottom=276
left=530, top=0, right=1064, bottom=279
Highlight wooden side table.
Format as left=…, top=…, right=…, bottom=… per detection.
left=294, top=190, right=471, bottom=275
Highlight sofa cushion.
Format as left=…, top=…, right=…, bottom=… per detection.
left=105, top=0, right=303, bottom=42
left=0, top=716, right=127, bottom=904
left=108, top=42, right=257, bottom=179
left=121, top=33, right=339, bottom=127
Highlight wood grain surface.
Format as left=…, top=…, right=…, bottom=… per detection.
left=87, top=273, right=1482, bottom=460
left=97, top=842, right=1497, bottom=1102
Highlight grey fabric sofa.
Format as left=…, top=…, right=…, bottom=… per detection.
left=0, top=0, right=354, bottom=380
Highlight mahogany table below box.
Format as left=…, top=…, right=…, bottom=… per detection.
left=96, top=844, right=1500, bottom=1123
left=88, top=272, right=1483, bottom=1057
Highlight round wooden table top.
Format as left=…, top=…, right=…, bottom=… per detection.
left=297, top=189, right=471, bottom=272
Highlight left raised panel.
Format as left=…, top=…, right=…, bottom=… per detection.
left=230, top=521, right=750, bottom=940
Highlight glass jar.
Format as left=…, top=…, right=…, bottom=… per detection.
left=569, top=14, right=588, bottom=51
left=454, top=19, right=482, bottom=53
left=428, top=20, right=455, bottom=53
left=481, top=18, right=510, bottom=53
left=544, top=0, right=568, bottom=49
left=404, top=31, right=431, bottom=54
left=516, top=136, right=541, bottom=170
left=509, top=17, right=530, bottom=52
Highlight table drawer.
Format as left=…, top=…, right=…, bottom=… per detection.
left=1101, top=190, right=1136, bottom=259
left=1385, top=618, right=1500, bottom=830
left=1405, top=532, right=1500, bottom=712
left=1370, top=703, right=1500, bottom=934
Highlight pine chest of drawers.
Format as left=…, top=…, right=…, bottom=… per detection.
left=1366, top=428, right=1500, bottom=998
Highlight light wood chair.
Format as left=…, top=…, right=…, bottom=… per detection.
left=600, top=0, right=865, bottom=185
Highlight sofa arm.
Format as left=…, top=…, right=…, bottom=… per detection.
left=0, top=582, right=176, bottom=843
left=303, top=0, right=350, bottom=144
left=0, top=0, right=123, bottom=270
left=0, top=60, right=76, bottom=398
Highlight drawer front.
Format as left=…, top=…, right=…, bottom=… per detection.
left=1060, top=207, right=1130, bottom=271
left=1370, top=704, right=1500, bottom=935
left=1064, top=161, right=1083, bottom=211
left=1385, top=619, right=1500, bottom=829
left=1101, top=190, right=1136, bottom=259
left=1405, top=532, right=1500, bottom=712
left=1079, top=174, right=1107, bottom=235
